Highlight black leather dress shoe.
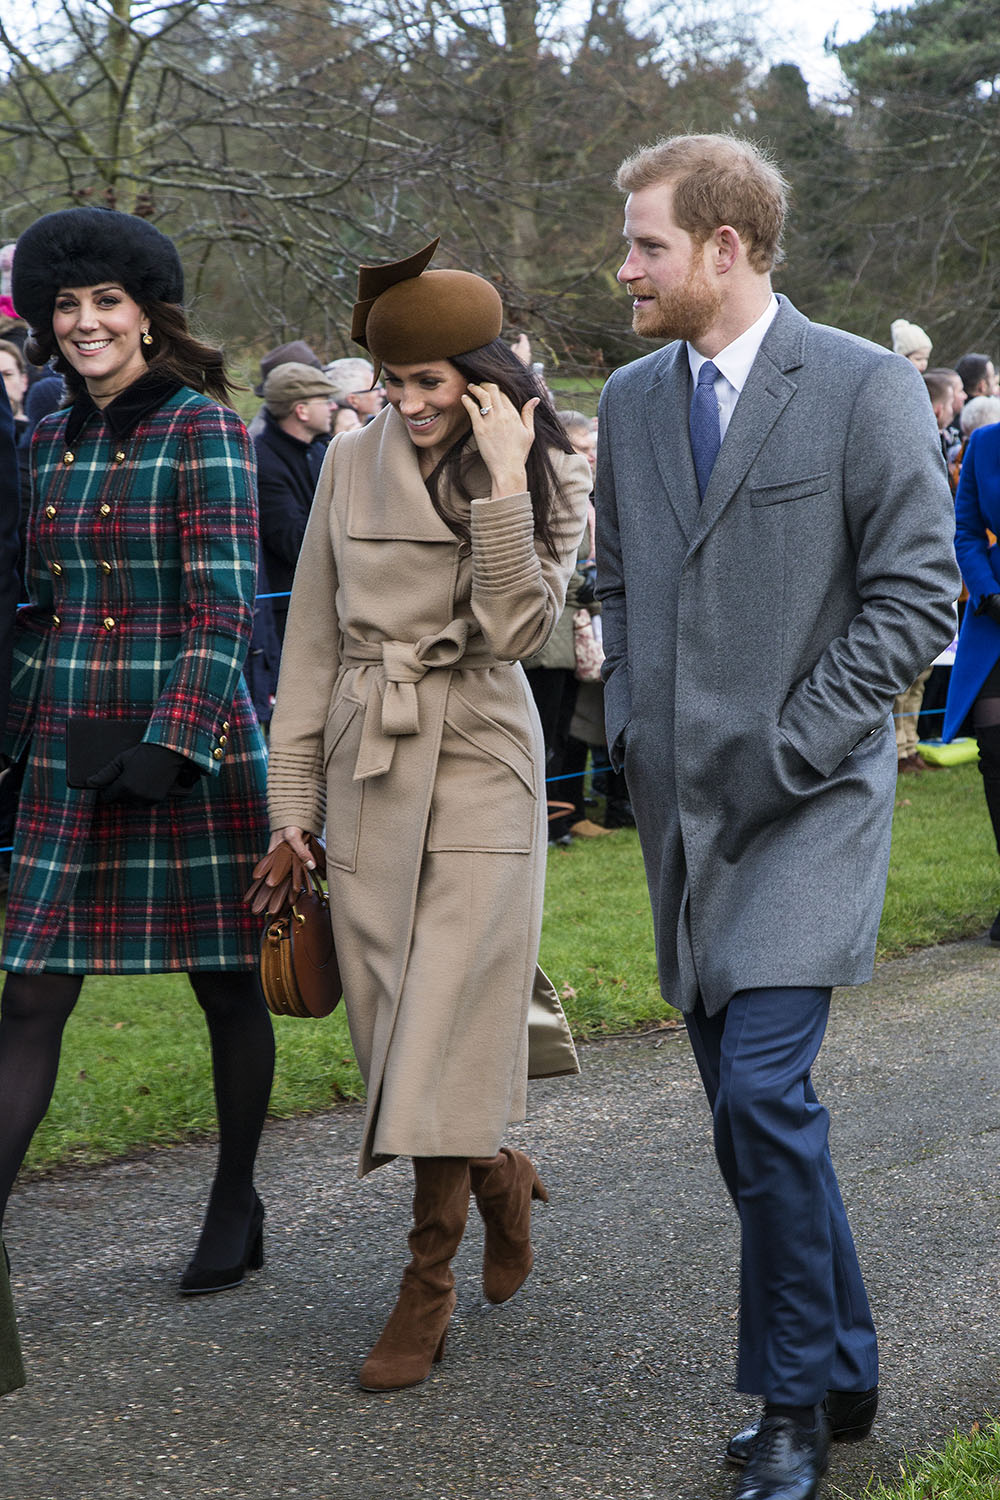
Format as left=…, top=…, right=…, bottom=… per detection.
left=727, top=1386, right=878, bottom=1466
left=731, top=1415, right=828, bottom=1500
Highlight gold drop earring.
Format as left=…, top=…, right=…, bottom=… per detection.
left=142, top=328, right=154, bottom=346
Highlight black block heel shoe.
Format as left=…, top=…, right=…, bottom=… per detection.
left=179, top=1195, right=265, bottom=1295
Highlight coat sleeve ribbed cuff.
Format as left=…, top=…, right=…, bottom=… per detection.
left=266, top=749, right=326, bottom=836
left=469, top=493, right=541, bottom=593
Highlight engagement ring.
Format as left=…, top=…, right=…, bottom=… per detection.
left=480, top=404, right=492, bottom=415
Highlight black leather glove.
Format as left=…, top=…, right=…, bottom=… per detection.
left=87, top=742, right=193, bottom=805
left=976, top=593, right=1000, bottom=626
left=576, top=561, right=598, bottom=606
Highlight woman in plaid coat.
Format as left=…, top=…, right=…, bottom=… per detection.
left=0, top=208, right=274, bottom=1296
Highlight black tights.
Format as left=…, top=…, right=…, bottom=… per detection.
left=974, top=697, right=1000, bottom=856
left=0, top=968, right=275, bottom=1266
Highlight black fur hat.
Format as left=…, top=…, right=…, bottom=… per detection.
left=11, top=208, right=184, bottom=330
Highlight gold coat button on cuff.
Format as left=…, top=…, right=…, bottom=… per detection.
left=45, top=506, right=57, bottom=519
left=113, top=450, right=126, bottom=463
left=62, top=452, right=74, bottom=465
left=52, top=615, right=61, bottom=627
left=99, top=561, right=112, bottom=575
left=222, top=721, right=230, bottom=732
left=212, top=747, right=224, bottom=760
left=218, top=735, right=227, bottom=745
left=103, top=617, right=116, bottom=631
left=99, top=504, right=112, bottom=517
left=51, top=563, right=63, bottom=576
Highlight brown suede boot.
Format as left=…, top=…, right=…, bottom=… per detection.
left=358, top=1156, right=470, bottom=1392
left=469, top=1147, right=549, bottom=1304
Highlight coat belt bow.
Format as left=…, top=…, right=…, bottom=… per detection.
left=345, top=622, right=480, bottom=780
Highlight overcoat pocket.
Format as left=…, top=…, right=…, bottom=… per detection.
left=749, top=473, right=831, bottom=506
left=323, top=697, right=364, bottom=872
left=427, top=689, right=537, bottom=854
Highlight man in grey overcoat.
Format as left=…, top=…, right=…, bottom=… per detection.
left=595, top=134, right=959, bottom=1500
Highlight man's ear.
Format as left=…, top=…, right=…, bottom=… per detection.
left=711, top=225, right=741, bottom=276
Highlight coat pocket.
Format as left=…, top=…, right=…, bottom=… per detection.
left=323, top=697, right=364, bottom=872
left=427, top=689, right=537, bottom=854
left=749, top=472, right=831, bottom=506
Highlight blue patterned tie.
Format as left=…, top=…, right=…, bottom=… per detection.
left=689, top=359, right=721, bottom=500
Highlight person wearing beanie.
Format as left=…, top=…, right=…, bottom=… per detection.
left=265, top=237, right=591, bottom=1393
left=890, top=317, right=932, bottom=370
left=254, top=362, right=336, bottom=643
left=1, top=206, right=275, bottom=1305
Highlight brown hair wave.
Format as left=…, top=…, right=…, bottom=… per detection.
left=423, top=338, right=573, bottom=560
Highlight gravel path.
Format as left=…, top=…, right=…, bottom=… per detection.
left=1, top=938, right=998, bottom=1500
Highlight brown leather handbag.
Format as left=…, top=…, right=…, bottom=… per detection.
left=245, top=838, right=342, bottom=1019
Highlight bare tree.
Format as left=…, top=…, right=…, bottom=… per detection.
left=0, top=0, right=760, bottom=359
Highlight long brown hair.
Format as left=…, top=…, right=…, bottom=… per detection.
left=25, top=297, right=238, bottom=405
left=423, top=338, right=573, bottom=560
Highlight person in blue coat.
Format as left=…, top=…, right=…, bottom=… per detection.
left=943, top=419, right=1000, bottom=940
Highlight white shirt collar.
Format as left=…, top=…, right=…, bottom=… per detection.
left=687, top=294, right=780, bottom=395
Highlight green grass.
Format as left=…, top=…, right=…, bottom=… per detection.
left=877, top=757, right=997, bottom=958
left=18, top=758, right=998, bottom=1174
left=833, top=1419, right=1000, bottom=1500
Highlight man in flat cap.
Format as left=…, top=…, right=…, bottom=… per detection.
left=254, top=362, right=336, bottom=644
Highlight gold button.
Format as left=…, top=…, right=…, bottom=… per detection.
left=51, top=562, right=63, bottom=576
left=62, top=452, right=74, bottom=465
left=99, top=504, right=111, bottom=517
left=212, top=748, right=224, bottom=761
left=103, top=616, right=116, bottom=631
left=218, top=735, right=227, bottom=746
left=113, top=450, right=126, bottom=463
left=52, top=614, right=60, bottom=627
left=45, top=505, right=56, bottom=519
left=99, top=560, right=112, bottom=575
left=222, top=721, right=230, bottom=732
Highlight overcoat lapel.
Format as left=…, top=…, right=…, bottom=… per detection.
left=347, top=407, right=467, bottom=543
left=642, top=344, right=701, bottom=542
left=690, top=298, right=808, bottom=550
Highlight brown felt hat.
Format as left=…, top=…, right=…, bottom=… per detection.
left=351, top=238, right=503, bottom=373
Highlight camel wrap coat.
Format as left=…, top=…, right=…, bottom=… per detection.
left=267, top=407, right=591, bottom=1175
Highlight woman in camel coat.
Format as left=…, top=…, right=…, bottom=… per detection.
left=266, top=240, right=590, bottom=1391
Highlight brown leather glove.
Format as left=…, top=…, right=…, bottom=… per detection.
left=244, top=834, right=327, bottom=917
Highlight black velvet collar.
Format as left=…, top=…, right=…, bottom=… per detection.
left=63, top=371, right=185, bottom=450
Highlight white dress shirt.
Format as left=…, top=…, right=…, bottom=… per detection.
left=687, top=294, right=780, bottom=442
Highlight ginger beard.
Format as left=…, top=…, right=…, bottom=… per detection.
left=629, top=247, right=722, bottom=344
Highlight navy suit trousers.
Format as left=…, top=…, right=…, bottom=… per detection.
left=684, top=986, right=878, bottom=1404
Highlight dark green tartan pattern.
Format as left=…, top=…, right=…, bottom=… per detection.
left=2, top=387, right=269, bottom=973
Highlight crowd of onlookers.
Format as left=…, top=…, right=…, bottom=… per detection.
left=2, top=228, right=998, bottom=819
left=889, top=318, right=1000, bottom=773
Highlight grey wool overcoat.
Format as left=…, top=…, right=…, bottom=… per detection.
left=267, top=407, right=591, bottom=1174
left=596, top=296, right=960, bottom=1017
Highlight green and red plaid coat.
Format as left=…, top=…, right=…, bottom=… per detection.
left=2, top=382, right=268, bottom=973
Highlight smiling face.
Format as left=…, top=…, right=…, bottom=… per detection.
left=383, top=359, right=470, bottom=468
left=51, top=283, right=150, bottom=405
left=617, top=182, right=722, bottom=345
